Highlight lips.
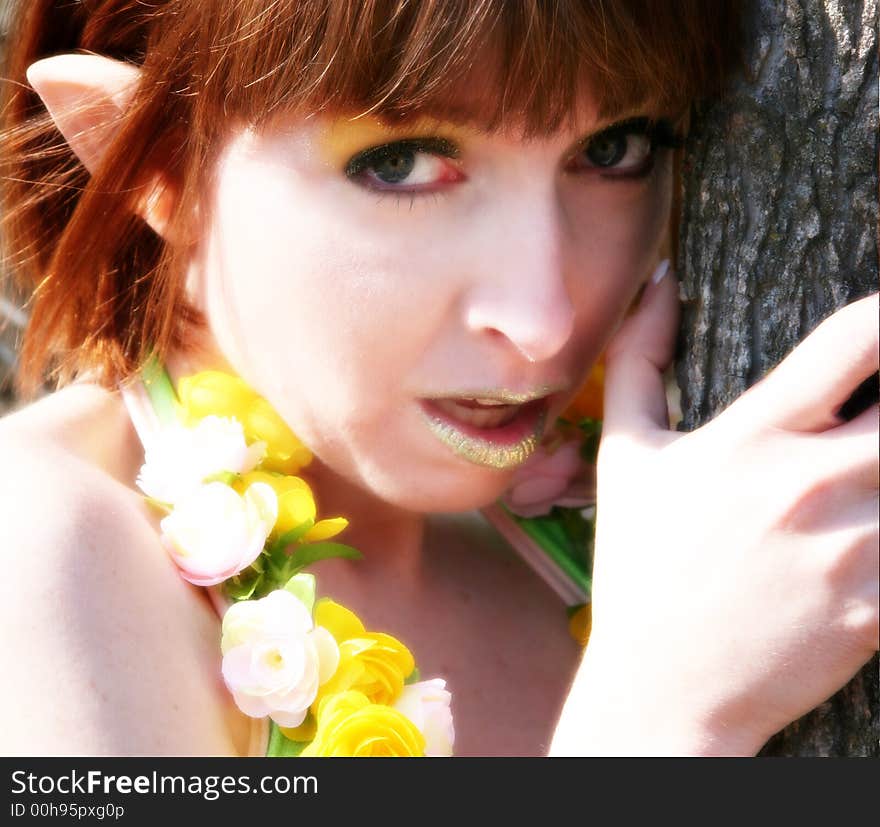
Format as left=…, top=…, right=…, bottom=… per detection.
left=416, top=393, right=550, bottom=470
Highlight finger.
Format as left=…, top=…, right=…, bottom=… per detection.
left=747, top=293, right=879, bottom=433
left=602, top=260, right=679, bottom=442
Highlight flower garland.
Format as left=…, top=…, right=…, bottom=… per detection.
left=134, top=359, right=605, bottom=754
left=136, top=364, right=453, bottom=757
left=486, top=359, right=604, bottom=648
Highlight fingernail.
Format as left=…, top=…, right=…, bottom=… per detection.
left=651, top=259, right=671, bottom=285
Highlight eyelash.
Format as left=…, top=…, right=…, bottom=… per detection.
left=345, top=137, right=461, bottom=194
left=343, top=117, right=683, bottom=197
left=569, top=117, right=684, bottom=179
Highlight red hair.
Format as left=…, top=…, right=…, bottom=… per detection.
left=0, top=0, right=741, bottom=395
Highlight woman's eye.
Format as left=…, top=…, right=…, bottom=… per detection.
left=569, top=118, right=681, bottom=178
left=584, top=132, right=651, bottom=170
left=371, top=148, right=416, bottom=183
left=345, top=138, right=463, bottom=192
left=366, top=148, right=446, bottom=186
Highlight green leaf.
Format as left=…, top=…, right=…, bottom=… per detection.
left=565, top=602, right=588, bottom=619
left=223, top=568, right=264, bottom=601
left=283, top=572, right=316, bottom=612
left=507, top=507, right=591, bottom=593
left=557, top=508, right=592, bottom=567
left=141, top=354, right=180, bottom=427
left=268, top=520, right=316, bottom=557
left=201, top=470, right=241, bottom=486
left=576, top=416, right=602, bottom=434
left=404, top=667, right=421, bottom=686
left=266, top=722, right=308, bottom=757
left=576, top=417, right=603, bottom=464
left=143, top=496, right=172, bottom=515
left=520, top=512, right=570, bottom=551
left=286, top=542, right=363, bottom=570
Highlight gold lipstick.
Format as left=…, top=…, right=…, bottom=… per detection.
left=419, top=393, right=552, bottom=469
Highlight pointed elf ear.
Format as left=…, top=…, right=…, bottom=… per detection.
left=26, top=54, right=177, bottom=238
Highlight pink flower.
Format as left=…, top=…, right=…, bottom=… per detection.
left=502, top=439, right=595, bottom=518
left=393, top=679, right=455, bottom=757
left=159, top=481, right=277, bottom=586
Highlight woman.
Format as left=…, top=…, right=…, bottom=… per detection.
left=0, top=0, right=876, bottom=756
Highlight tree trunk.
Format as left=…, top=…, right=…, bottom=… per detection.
left=677, top=0, right=878, bottom=756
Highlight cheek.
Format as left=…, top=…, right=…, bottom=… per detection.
left=201, top=159, right=451, bottom=429
left=565, top=168, right=672, bottom=349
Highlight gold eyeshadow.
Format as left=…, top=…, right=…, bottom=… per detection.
left=317, top=115, right=473, bottom=168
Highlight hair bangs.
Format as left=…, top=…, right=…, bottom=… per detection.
left=196, top=0, right=739, bottom=136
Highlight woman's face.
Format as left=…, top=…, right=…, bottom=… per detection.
left=192, top=92, right=673, bottom=513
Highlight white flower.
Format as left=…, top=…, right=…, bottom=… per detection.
left=221, top=590, right=340, bottom=727
left=137, top=415, right=265, bottom=505
left=393, top=678, right=454, bottom=757
left=160, top=481, right=277, bottom=586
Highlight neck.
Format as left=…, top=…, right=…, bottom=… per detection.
left=163, top=344, right=426, bottom=569
left=300, top=456, right=430, bottom=626
left=303, top=456, right=426, bottom=564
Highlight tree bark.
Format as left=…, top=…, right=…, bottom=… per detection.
left=677, top=0, right=878, bottom=756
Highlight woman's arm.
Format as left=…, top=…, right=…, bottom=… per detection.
left=551, top=273, right=878, bottom=756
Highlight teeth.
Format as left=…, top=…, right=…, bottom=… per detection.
left=471, top=397, right=509, bottom=406
left=434, top=398, right=521, bottom=428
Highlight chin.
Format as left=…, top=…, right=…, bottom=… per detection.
left=376, top=463, right=514, bottom=515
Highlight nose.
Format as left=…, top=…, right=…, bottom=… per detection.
left=462, top=191, right=575, bottom=364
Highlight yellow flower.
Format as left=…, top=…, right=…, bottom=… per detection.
left=177, top=371, right=256, bottom=423
left=301, top=691, right=425, bottom=757
left=279, top=715, right=317, bottom=742
left=237, top=471, right=315, bottom=537
left=302, top=517, right=349, bottom=543
left=177, top=371, right=312, bottom=474
left=568, top=603, right=592, bottom=647
left=314, top=598, right=365, bottom=641
left=235, top=471, right=349, bottom=542
left=563, top=359, right=604, bottom=422
left=331, top=634, right=414, bottom=705
left=244, top=396, right=313, bottom=475
left=312, top=599, right=415, bottom=708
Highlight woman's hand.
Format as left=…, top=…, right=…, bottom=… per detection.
left=550, top=270, right=879, bottom=756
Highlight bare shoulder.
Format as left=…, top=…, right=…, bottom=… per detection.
left=0, top=385, right=139, bottom=549
left=0, top=387, right=246, bottom=756
left=0, top=385, right=145, bottom=566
